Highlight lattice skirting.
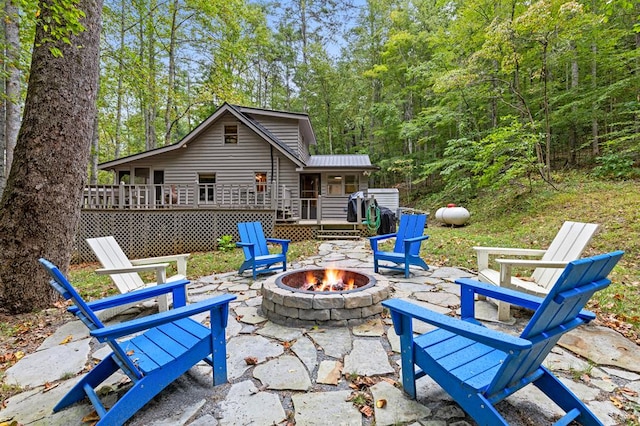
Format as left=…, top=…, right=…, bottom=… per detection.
left=75, top=209, right=276, bottom=263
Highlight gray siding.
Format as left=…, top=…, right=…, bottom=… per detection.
left=248, top=115, right=306, bottom=159
left=318, top=172, right=369, bottom=220
left=109, top=113, right=301, bottom=215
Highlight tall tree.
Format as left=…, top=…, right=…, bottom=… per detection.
left=0, top=0, right=102, bottom=313
left=0, top=0, right=22, bottom=197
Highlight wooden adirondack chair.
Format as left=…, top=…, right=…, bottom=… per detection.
left=87, top=236, right=190, bottom=317
left=39, top=258, right=235, bottom=426
left=383, top=251, right=623, bottom=426
left=474, top=221, right=599, bottom=321
left=369, top=214, right=429, bottom=278
left=237, top=221, right=290, bottom=279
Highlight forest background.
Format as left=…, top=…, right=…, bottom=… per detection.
left=0, top=0, right=638, bottom=203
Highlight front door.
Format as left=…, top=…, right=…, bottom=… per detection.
left=300, top=174, right=320, bottom=220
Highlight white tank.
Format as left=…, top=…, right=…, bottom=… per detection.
left=435, top=204, right=470, bottom=226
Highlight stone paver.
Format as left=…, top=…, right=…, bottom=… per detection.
left=2, top=239, right=639, bottom=426
left=352, top=317, right=385, bottom=336
left=217, top=380, right=286, bottom=426
left=559, top=325, right=640, bottom=372
left=226, top=335, right=284, bottom=380
left=291, top=335, right=318, bottom=372
left=4, top=339, right=91, bottom=388
left=371, top=381, right=432, bottom=426
left=292, top=391, right=362, bottom=426
left=343, top=339, right=394, bottom=376
left=316, top=360, right=343, bottom=385
left=307, top=327, right=352, bottom=358
left=253, top=355, right=312, bottom=390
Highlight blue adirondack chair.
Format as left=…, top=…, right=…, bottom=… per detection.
left=383, top=251, right=623, bottom=426
left=237, top=221, right=290, bottom=279
left=369, top=213, right=429, bottom=278
left=39, top=258, right=236, bottom=426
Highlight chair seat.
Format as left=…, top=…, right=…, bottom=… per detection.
left=125, top=317, right=209, bottom=374
left=415, top=328, right=506, bottom=392
left=375, top=251, right=407, bottom=262
left=255, top=254, right=286, bottom=263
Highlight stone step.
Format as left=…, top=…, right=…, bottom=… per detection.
left=316, top=234, right=361, bottom=240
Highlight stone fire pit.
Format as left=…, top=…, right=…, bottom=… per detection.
left=261, top=268, right=390, bottom=327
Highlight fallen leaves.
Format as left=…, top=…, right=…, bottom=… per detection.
left=244, top=356, right=258, bottom=365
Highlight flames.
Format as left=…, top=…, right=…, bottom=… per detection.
left=302, top=267, right=356, bottom=292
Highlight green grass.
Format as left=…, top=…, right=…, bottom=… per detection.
left=418, top=172, right=640, bottom=336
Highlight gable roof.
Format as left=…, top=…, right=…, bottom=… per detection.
left=97, top=103, right=376, bottom=172
left=98, top=102, right=308, bottom=169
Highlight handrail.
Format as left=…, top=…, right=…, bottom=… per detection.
left=82, top=183, right=294, bottom=212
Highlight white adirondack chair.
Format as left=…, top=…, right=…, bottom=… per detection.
left=87, top=236, right=190, bottom=318
left=473, top=221, right=599, bottom=321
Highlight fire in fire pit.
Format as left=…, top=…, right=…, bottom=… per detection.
left=276, top=268, right=375, bottom=294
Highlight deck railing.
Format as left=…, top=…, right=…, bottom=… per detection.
left=82, top=183, right=290, bottom=212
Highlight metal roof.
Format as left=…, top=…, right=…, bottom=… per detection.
left=306, top=155, right=376, bottom=168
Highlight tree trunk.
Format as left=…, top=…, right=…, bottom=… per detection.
left=4, top=0, right=21, bottom=192
left=164, top=0, right=178, bottom=146
left=569, top=43, right=578, bottom=165
left=0, top=0, right=102, bottom=313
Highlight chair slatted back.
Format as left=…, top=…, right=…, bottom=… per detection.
left=486, top=251, right=623, bottom=397
left=87, top=236, right=146, bottom=293
left=393, top=214, right=427, bottom=255
left=238, top=222, right=270, bottom=258
left=39, top=258, right=145, bottom=379
left=533, top=221, right=599, bottom=290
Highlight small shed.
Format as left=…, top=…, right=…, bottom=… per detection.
left=367, top=188, right=399, bottom=212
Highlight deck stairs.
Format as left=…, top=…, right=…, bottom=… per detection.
left=316, top=223, right=362, bottom=240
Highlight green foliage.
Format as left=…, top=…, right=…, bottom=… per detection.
left=216, top=235, right=236, bottom=252
left=473, top=119, right=541, bottom=190
left=36, top=0, right=86, bottom=57
left=593, top=154, right=640, bottom=179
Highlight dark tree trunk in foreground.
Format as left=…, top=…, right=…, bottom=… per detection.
left=0, top=0, right=102, bottom=313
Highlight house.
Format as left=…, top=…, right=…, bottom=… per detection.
left=89, top=103, right=378, bottom=223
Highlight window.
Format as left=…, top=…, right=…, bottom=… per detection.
left=327, top=175, right=342, bottom=195
left=118, top=171, right=130, bottom=184
left=198, top=173, right=216, bottom=202
left=134, top=168, right=149, bottom=184
left=345, top=175, right=359, bottom=194
left=255, top=172, right=267, bottom=192
left=327, top=174, right=359, bottom=195
left=224, top=125, right=238, bottom=144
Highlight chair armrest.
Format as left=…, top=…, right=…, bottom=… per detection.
left=404, top=235, right=429, bottom=243
left=266, top=238, right=290, bottom=244
left=369, top=233, right=397, bottom=252
left=131, top=253, right=190, bottom=276
left=369, top=233, right=397, bottom=242
left=91, top=293, right=237, bottom=341
left=495, top=259, right=569, bottom=268
left=382, top=298, right=531, bottom=352
left=455, top=278, right=596, bottom=323
left=96, top=263, right=170, bottom=284
left=70, top=279, right=190, bottom=314
left=474, top=246, right=547, bottom=271
left=455, top=278, right=544, bottom=314
left=267, top=238, right=290, bottom=254
left=495, top=259, right=569, bottom=292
